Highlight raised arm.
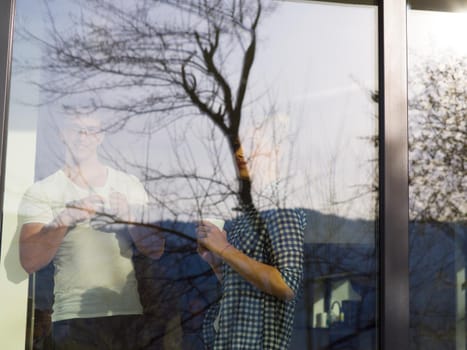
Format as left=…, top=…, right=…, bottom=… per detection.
left=197, top=210, right=305, bottom=302
left=216, top=240, right=295, bottom=301
left=19, top=195, right=104, bottom=273
left=20, top=222, right=67, bottom=274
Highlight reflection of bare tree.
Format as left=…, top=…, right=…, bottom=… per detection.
left=407, top=56, right=467, bottom=349
left=28, top=0, right=277, bottom=211
left=409, top=57, right=466, bottom=223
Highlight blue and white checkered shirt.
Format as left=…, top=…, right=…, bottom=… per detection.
left=203, top=208, right=306, bottom=349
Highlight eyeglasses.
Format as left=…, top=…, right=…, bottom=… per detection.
left=65, top=125, right=103, bottom=136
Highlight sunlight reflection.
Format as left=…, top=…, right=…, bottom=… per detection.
left=409, top=10, right=467, bottom=55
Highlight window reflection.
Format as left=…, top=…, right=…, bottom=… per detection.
left=408, top=9, right=467, bottom=350
left=2, top=0, right=379, bottom=349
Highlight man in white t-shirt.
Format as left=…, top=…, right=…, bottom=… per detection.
left=18, top=114, right=165, bottom=349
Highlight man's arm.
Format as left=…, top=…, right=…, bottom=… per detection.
left=19, top=195, right=104, bottom=274
left=20, top=221, right=69, bottom=274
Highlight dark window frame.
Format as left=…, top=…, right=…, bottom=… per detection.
left=0, top=0, right=16, bottom=256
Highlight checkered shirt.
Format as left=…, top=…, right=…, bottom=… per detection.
left=203, top=208, right=306, bottom=349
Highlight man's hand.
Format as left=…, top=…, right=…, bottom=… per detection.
left=58, top=194, right=105, bottom=227
left=108, top=191, right=132, bottom=222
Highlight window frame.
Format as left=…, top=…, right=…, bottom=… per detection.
left=0, top=0, right=16, bottom=256
left=379, top=1, right=410, bottom=349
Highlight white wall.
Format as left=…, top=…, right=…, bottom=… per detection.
left=0, top=131, right=36, bottom=350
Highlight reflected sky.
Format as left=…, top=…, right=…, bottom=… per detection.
left=8, top=0, right=378, bottom=221
left=408, top=10, right=467, bottom=56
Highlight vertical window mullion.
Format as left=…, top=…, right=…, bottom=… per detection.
left=0, top=0, right=16, bottom=249
left=380, top=0, right=410, bottom=349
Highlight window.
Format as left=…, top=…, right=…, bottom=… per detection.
left=1, top=1, right=379, bottom=349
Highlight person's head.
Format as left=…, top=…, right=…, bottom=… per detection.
left=234, top=145, right=250, bottom=179
left=60, top=114, right=105, bottom=164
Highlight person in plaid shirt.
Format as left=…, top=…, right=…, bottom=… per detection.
left=197, top=207, right=306, bottom=349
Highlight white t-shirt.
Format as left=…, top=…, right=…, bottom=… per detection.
left=18, top=167, right=148, bottom=322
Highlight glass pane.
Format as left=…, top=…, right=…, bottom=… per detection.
left=407, top=7, right=467, bottom=350
left=1, top=1, right=379, bottom=349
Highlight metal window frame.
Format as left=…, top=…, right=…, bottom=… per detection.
left=0, top=0, right=16, bottom=256
left=0, top=0, right=412, bottom=349
left=378, top=1, right=410, bottom=349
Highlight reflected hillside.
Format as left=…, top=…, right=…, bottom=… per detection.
left=32, top=209, right=466, bottom=349
left=31, top=208, right=379, bottom=349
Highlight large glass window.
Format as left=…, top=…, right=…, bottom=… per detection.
left=1, top=1, right=379, bottom=349
left=408, top=6, right=467, bottom=350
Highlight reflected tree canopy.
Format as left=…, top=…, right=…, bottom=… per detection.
left=409, top=56, right=466, bottom=223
